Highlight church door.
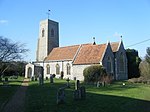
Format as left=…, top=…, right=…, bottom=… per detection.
left=27, top=67, right=32, bottom=78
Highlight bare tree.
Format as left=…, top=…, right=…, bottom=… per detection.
left=145, top=47, right=150, bottom=65
left=0, top=36, right=28, bottom=76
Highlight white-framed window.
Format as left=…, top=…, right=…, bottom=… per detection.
left=46, top=64, right=50, bottom=74
left=66, top=63, right=71, bottom=75
left=56, top=64, right=60, bottom=74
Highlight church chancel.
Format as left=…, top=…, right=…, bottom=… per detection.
left=25, top=19, right=128, bottom=81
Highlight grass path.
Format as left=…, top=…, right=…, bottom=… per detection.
left=2, top=78, right=29, bottom=112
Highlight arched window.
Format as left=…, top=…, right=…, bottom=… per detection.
left=51, top=29, right=54, bottom=37
left=56, top=64, right=60, bottom=74
left=119, top=52, right=124, bottom=71
left=107, top=57, right=112, bottom=73
left=42, top=28, right=45, bottom=37
left=46, top=64, right=50, bottom=74
left=66, top=63, right=71, bottom=75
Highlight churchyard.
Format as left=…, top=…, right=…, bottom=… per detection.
left=0, top=77, right=24, bottom=110
left=0, top=77, right=150, bottom=112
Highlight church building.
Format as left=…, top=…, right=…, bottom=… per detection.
left=25, top=19, right=128, bottom=81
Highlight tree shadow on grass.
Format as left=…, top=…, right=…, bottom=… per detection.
left=25, top=80, right=150, bottom=112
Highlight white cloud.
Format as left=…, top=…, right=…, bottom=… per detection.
left=0, top=20, right=8, bottom=24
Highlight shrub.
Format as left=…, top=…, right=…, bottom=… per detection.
left=139, top=60, right=150, bottom=80
left=83, top=65, right=106, bottom=83
left=100, top=74, right=113, bottom=84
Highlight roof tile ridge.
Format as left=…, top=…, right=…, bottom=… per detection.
left=72, top=44, right=83, bottom=64
left=100, top=43, right=108, bottom=62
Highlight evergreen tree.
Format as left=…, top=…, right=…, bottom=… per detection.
left=126, top=49, right=141, bottom=78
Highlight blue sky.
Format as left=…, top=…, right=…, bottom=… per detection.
left=0, top=0, right=150, bottom=61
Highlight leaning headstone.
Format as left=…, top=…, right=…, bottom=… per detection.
left=50, top=75, right=54, bottom=83
left=66, top=78, right=70, bottom=88
left=57, top=88, right=65, bottom=104
left=75, top=80, right=80, bottom=90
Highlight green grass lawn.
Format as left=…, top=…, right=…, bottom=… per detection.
left=25, top=79, right=150, bottom=112
left=0, top=76, right=24, bottom=111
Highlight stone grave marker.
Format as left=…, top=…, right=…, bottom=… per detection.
left=31, top=76, right=34, bottom=81
left=57, top=87, right=65, bottom=104
left=39, top=74, right=43, bottom=85
left=3, top=77, right=9, bottom=86
left=75, top=80, right=80, bottom=90
left=66, top=78, right=70, bottom=88
left=80, top=86, right=86, bottom=100
left=50, top=75, right=54, bottom=83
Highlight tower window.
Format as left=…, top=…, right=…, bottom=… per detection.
left=51, top=29, right=54, bottom=37
left=42, top=28, right=45, bottom=37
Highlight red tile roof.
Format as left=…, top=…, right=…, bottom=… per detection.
left=73, top=44, right=106, bottom=65
left=46, top=42, right=119, bottom=64
left=110, top=42, right=120, bottom=52
left=46, top=45, right=80, bottom=61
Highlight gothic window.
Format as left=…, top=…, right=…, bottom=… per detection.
left=56, top=64, right=60, bottom=74
left=42, top=28, right=45, bottom=37
left=119, top=52, right=124, bottom=72
left=66, top=63, right=71, bottom=75
left=107, top=57, right=112, bottom=73
left=46, top=64, right=50, bottom=74
left=51, top=29, right=54, bottom=37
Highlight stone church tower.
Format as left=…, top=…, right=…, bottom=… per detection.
left=36, top=19, right=59, bottom=61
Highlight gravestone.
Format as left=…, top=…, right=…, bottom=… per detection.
left=57, top=88, right=65, bottom=104
left=73, top=90, right=80, bottom=100
left=66, top=78, right=70, bottom=88
left=31, top=77, right=34, bottom=81
left=80, top=86, right=86, bottom=100
left=102, top=81, right=105, bottom=87
left=75, top=80, right=80, bottom=90
left=39, top=74, right=43, bottom=85
left=46, top=77, right=48, bottom=80
left=50, top=75, right=54, bottom=83
left=60, top=71, right=64, bottom=79
left=73, top=86, right=86, bottom=100
left=74, top=80, right=86, bottom=100
left=3, top=77, right=9, bottom=85
left=35, top=77, right=37, bottom=81
left=97, top=81, right=102, bottom=87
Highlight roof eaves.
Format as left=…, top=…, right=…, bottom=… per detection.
left=100, top=43, right=107, bottom=62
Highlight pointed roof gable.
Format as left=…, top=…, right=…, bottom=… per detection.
left=110, top=42, right=120, bottom=52
left=73, top=44, right=107, bottom=65
left=46, top=45, right=80, bottom=61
